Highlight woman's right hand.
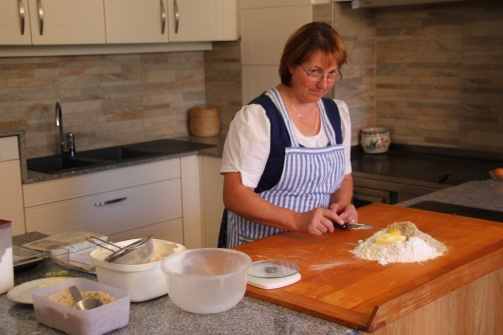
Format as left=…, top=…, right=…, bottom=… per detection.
left=295, top=208, right=339, bottom=235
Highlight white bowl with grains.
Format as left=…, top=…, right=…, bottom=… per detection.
left=90, top=238, right=185, bottom=302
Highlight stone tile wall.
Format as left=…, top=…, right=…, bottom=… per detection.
left=334, top=0, right=503, bottom=153
left=204, top=41, right=242, bottom=135
left=0, top=0, right=501, bottom=158
left=0, top=52, right=206, bottom=158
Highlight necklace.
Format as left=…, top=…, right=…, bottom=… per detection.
left=289, top=93, right=319, bottom=132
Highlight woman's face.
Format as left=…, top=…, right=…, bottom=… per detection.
left=288, top=50, right=339, bottom=104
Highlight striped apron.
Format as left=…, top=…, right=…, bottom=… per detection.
left=226, top=89, right=346, bottom=248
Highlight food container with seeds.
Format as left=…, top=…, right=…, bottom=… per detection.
left=32, top=278, right=130, bottom=335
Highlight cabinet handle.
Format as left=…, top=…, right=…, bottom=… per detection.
left=160, top=0, right=166, bottom=34
left=18, top=0, right=25, bottom=35
left=174, top=0, right=179, bottom=34
left=37, top=0, right=43, bottom=36
left=95, top=197, right=127, bottom=206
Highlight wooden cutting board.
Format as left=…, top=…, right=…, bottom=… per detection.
left=233, top=203, right=503, bottom=333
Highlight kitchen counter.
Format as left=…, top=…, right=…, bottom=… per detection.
left=352, top=144, right=502, bottom=187
left=234, top=204, right=503, bottom=334
left=1, top=232, right=357, bottom=335
left=397, top=179, right=503, bottom=212
left=3, top=126, right=500, bottom=188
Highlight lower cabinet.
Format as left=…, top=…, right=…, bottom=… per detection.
left=23, top=158, right=185, bottom=245
left=201, top=156, right=224, bottom=248
left=353, top=176, right=445, bottom=207
left=0, top=136, right=26, bottom=236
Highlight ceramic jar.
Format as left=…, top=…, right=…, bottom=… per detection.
left=360, top=127, right=390, bottom=154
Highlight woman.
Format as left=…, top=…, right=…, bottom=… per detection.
left=220, top=22, right=358, bottom=248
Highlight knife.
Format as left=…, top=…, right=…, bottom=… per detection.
left=333, top=221, right=376, bottom=230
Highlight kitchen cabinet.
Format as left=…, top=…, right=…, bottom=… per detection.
left=167, top=0, right=238, bottom=42
left=1, top=0, right=237, bottom=48
left=240, top=0, right=332, bottom=102
left=353, top=175, right=442, bottom=207
left=201, top=156, right=224, bottom=247
left=0, top=137, right=26, bottom=236
left=0, top=0, right=33, bottom=45
left=27, top=0, right=105, bottom=45
left=104, top=0, right=169, bottom=44
left=104, top=0, right=238, bottom=44
left=23, top=159, right=185, bottom=244
left=0, top=0, right=105, bottom=45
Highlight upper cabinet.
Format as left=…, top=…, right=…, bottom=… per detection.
left=105, top=0, right=238, bottom=44
left=167, top=0, right=238, bottom=42
left=28, top=0, right=106, bottom=45
left=0, top=0, right=105, bottom=45
left=0, top=0, right=33, bottom=44
left=1, top=0, right=238, bottom=47
left=104, top=0, right=169, bottom=44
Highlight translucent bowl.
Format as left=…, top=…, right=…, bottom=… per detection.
left=161, top=248, right=252, bottom=314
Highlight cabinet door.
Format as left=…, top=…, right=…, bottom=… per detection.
left=241, top=5, right=312, bottom=65
left=28, top=0, right=105, bottom=45
left=167, top=0, right=224, bottom=42
left=202, top=156, right=224, bottom=248
left=0, top=160, right=26, bottom=236
left=242, top=65, right=279, bottom=105
left=104, top=0, right=169, bottom=44
left=0, top=0, right=32, bottom=45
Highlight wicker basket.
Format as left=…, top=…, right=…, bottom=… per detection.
left=189, top=106, right=220, bottom=137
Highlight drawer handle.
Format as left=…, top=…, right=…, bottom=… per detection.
left=95, top=197, right=127, bottom=206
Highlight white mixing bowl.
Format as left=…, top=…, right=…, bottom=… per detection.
left=90, top=238, right=185, bottom=302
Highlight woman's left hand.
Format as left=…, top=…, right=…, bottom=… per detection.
left=329, top=203, right=358, bottom=225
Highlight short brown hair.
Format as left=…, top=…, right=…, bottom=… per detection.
left=279, top=22, right=347, bottom=86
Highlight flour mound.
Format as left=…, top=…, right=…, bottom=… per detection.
left=351, top=221, right=448, bottom=266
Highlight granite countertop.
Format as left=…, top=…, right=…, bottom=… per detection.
left=1, top=233, right=357, bottom=335
left=3, top=128, right=500, bottom=187
left=397, top=179, right=503, bottom=212
left=351, top=144, right=502, bottom=188
left=23, top=134, right=226, bottom=184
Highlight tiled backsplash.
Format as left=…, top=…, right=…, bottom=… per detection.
left=0, top=52, right=206, bottom=158
left=335, top=0, right=503, bottom=153
left=0, top=0, right=501, bottom=158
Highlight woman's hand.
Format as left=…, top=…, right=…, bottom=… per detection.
left=329, top=203, right=358, bottom=225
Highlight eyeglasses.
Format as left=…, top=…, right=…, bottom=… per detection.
left=300, top=65, right=342, bottom=83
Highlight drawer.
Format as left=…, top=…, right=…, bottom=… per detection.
left=25, top=178, right=182, bottom=236
left=23, top=158, right=180, bottom=207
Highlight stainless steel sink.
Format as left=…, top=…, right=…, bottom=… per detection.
left=27, top=139, right=215, bottom=174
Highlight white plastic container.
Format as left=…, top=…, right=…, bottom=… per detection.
left=90, top=239, right=185, bottom=302
left=32, top=278, right=130, bottom=335
left=0, top=219, right=14, bottom=294
left=161, top=248, right=252, bottom=314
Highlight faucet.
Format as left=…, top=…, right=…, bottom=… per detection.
left=55, top=102, right=75, bottom=156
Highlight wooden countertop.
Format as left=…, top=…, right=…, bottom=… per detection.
left=234, top=204, right=503, bottom=333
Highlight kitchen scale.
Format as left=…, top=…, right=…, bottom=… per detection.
left=247, top=260, right=301, bottom=289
